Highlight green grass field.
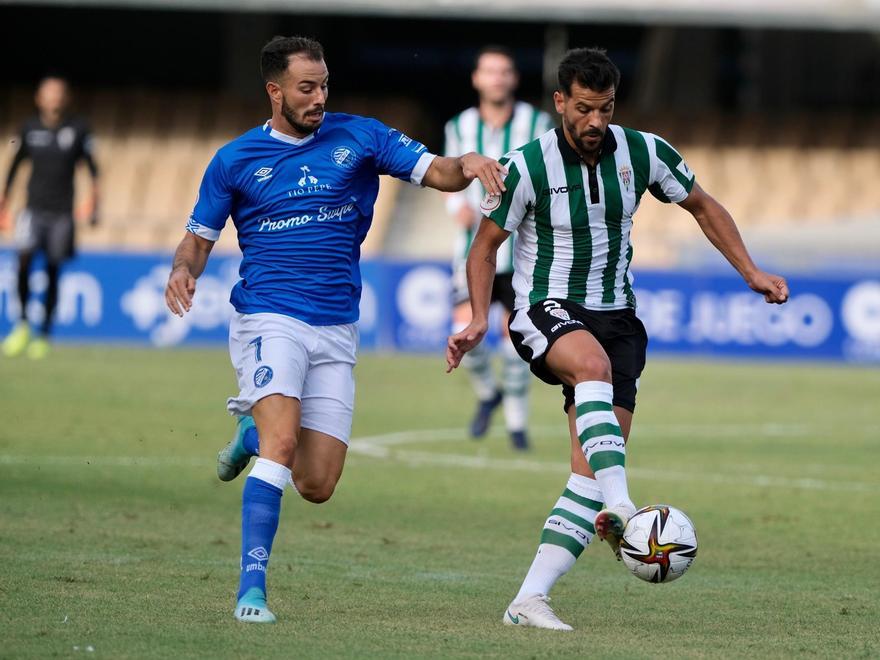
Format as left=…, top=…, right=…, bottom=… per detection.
left=1, top=347, right=878, bottom=658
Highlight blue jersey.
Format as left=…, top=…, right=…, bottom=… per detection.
left=186, top=113, right=435, bottom=325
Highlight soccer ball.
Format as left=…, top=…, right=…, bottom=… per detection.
left=619, top=505, right=697, bottom=583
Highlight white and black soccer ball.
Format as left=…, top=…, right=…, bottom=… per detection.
left=620, top=505, right=697, bottom=583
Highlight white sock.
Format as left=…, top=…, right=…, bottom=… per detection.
left=248, top=458, right=292, bottom=491
left=454, top=321, right=498, bottom=401
left=500, top=339, right=529, bottom=432
left=574, top=381, right=634, bottom=511
left=514, top=473, right=603, bottom=602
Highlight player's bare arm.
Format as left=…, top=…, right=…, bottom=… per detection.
left=165, top=232, right=214, bottom=316
left=423, top=152, right=507, bottom=195
left=446, top=217, right=510, bottom=372
left=679, top=182, right=789, bottom=304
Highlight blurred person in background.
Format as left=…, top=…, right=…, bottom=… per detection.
left=0, top=76, right=99, bottom=359
left=444, top=45, right=554, bottom=451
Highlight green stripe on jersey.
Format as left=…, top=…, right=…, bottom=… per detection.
left=561, top=487, right=603, bottom=512
left=654, top=137, right=694, bottom=191
left=539, top=528, right=586, bottom=558
left=487, top=162, right=522, bottom=229
left=599, top=149, right=624, bottom=304
left=564, top=159, right=590, bottom=302
left=623, top=128, right=650, bottom=202
left=623, top=243, right=635, bottom=306
left=522, top=140, right=552, bottom=305
left=550, top=507, right=596, bottom=535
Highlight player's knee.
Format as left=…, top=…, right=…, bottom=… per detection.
left=572, top=354, right=612, bottom=383
left=260, top=431, right=298, bottom=466
left=296, top=477, right=337, bottom=504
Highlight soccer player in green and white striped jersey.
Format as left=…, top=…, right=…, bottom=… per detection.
left=444, top=45, right=554, bottom=450
left=447, top=48, right=789, bottom=631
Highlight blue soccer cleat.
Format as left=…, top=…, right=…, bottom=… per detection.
left=234, top=587, right=276, bottom=623
left=217, top=416, right=257, bottom=482
left=470, top=390, right=503, bottom=438
left=509, top=430, right=529, bottom=451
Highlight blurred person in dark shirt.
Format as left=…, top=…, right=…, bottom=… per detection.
left=1, top=76, right=99, bottom=359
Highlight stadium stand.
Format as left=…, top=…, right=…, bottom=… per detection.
left=2, top=90, right=878, bottom=266
left=0, top=89, right=422, bottom=255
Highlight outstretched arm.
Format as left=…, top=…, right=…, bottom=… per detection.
left=446, top=217, right=510, bottom=372
left=165, top=232, right=215, bottom=316
left=422, top=153, right=507, bottom=195
left=679, top=182, right=789, bottom=304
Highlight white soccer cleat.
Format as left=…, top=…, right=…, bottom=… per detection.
left=595, top=502, right=637, bottom=560
left=502, top=594, right=573, bottom=631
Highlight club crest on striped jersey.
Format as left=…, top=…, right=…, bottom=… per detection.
left=480, top=191, right=502, bottom=213
left=618, top=164, right=632, bottom=191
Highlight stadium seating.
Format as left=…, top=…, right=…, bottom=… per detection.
left=0, top=89, right=421, bottom=255
left=1, top=90, right=878, bottom=266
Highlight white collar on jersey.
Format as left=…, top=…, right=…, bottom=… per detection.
left=263, top=120, right=318, bottom=146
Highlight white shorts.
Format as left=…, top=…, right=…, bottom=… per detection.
left=226, top=312, right=358, bottom=445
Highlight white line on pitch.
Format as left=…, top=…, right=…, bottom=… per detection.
left=349, top=427, right=878, bottom=493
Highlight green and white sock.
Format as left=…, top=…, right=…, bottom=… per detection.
left=514, top=473, right=602, bottom=601
left=575, top=381, right=634, bottom=510
left=455, top=321, right=498, bottom=401
left=501, top=339, right=529, bottom=431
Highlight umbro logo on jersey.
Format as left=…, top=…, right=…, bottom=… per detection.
left=254, top=167, right=273, bottom=182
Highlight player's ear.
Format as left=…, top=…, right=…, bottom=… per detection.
left=553, top=90, right=565, bottom=115
left=265, top=80, right=282, bottom=104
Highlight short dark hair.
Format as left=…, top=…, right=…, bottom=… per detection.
left=260, top=36, right=325, bottom=82
left=557, top=47, right=620, bottom=95
left=474, top=44, right=516, bottom=71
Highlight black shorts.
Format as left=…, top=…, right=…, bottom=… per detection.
left=15, top=208, right=75, bottom=264
left=508, top=299, right=648, bottom=413
left=452, top=272, right=516, bottom=314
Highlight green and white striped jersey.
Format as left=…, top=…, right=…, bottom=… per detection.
left=483, top=125, right=695, bottom=310
left=445, top=102, right=554, bottom=276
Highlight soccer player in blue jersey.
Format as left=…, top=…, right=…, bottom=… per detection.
left=164, top=36, right=506, bottom=624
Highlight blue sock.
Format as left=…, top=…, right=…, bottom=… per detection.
left=242, top=424, right=260, bottom=456
left=238, top=475, right=283, bottom=601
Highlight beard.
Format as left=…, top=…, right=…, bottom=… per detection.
left=281, top=96, right=323, bottom=136
left=563, top=116, right=604, bottom=158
